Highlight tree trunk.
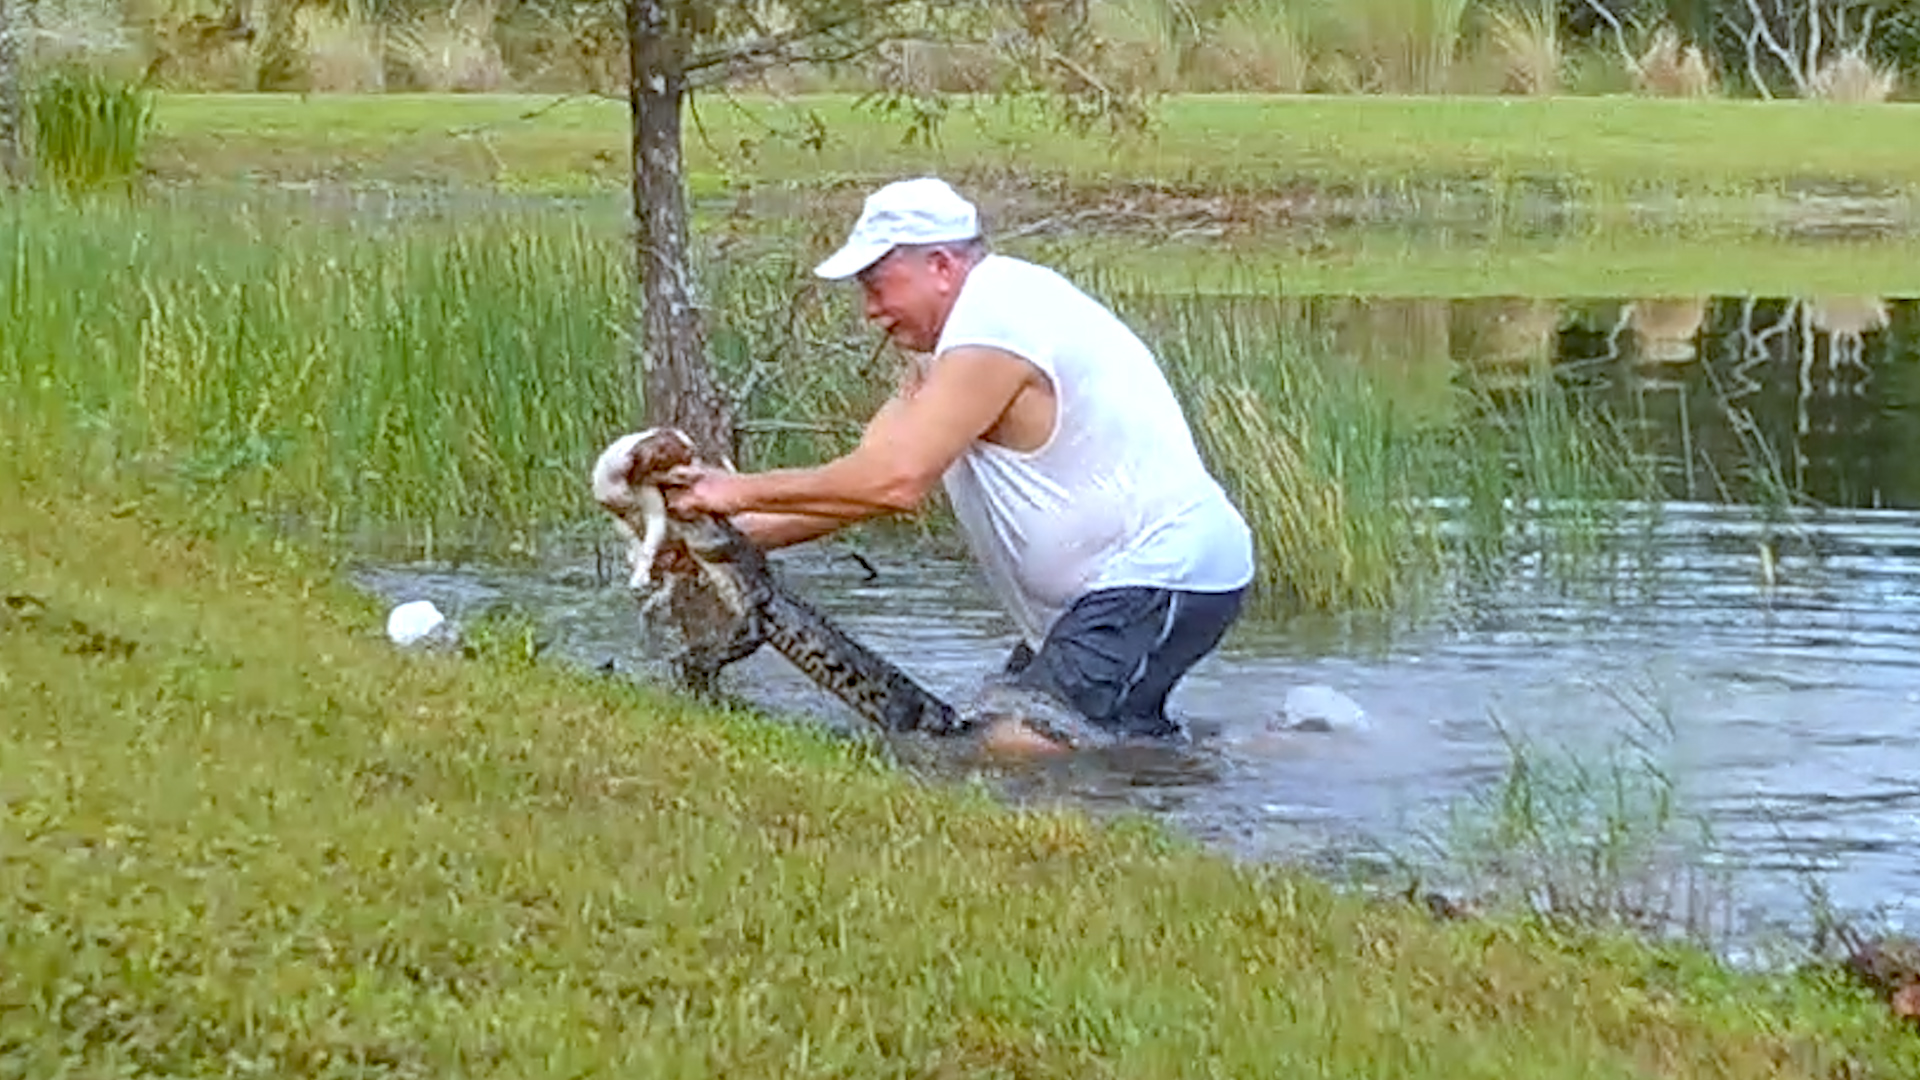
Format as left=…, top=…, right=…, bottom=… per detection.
left=0, top=0, right=24, bottom=184
left=627, top=0, right=734, bottom=462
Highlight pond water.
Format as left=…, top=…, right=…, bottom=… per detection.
left=356, top=287, right=1920, bottom=952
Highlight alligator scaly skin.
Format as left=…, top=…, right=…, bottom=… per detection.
left=665, top=505, right=966, bottom=736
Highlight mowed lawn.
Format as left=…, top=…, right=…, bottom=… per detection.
left=150, top=92, right=1920, bottom=197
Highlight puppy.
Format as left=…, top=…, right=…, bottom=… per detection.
left=590, top=427, right=701, bottom=601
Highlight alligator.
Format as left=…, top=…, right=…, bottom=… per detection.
left=591, top=428, right=968, bottom=736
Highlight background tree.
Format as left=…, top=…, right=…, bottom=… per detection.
left=623, top=0, right=1135, bottom=461
left=1568, top=0, right=1913, bottom=96
left=0, top=0, right=23, bottom=183
left=1724, top=0, right=1899, bottom=98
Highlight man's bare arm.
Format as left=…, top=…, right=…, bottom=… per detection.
left=669, top=347, right=1034, bottom=524
left=732, top=510, right=845, bottom=550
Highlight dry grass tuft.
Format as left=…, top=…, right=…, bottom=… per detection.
left=1808, top=49, right=1897, bottom=103
left=1486, top=0, right=1560, bottom=96
left=1807, top=295, right=1889, bottom=336
left=1084, top=0, right=1184, bottom=92
left=1184, top=6, right=1312, bottom=93
left=294, top=6, right=385, bottom=93
left=140, top=5, right=257, bottom=90
left=1454, top=298, right=1562, bottom=373
left=390, top=0, right=506, bottom=93
left=1629, top=297, right=1709, bottom=364
left=1633, top=27, right=1713, bottom=98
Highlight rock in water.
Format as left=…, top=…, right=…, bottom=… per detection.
left=386, top=600, right=453, bottom=648
left=1272, top=684, right=1370, bottom=734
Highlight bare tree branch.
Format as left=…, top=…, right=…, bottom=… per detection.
left=1807, top=0, right=1824, bottom=83
left=687, top=34, right=900, bottom=90
left=624, top=0, right=1157, bottom=460
left=1743, top=0, right=1811, bottom=94
left=1733, top=0, right=1892, bottom=98
left=1744, top=23, right=1774, bottom=98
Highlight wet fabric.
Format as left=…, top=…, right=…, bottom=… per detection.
left=1001, top=584, right=1247, bottom=739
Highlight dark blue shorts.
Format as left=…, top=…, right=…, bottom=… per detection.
left=1001, top=585, right=1248, bottom=739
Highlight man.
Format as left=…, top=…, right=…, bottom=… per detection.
left=667, top=176, right=1253, bottom=744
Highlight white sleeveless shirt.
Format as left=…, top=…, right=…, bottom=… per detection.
left=934, top=255, right=1254, bottom=646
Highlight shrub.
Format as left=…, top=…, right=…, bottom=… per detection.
left=29, top=65, right=154, bottom=191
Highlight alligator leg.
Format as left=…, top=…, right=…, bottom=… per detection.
left=670, top=601, right=769, bottom=696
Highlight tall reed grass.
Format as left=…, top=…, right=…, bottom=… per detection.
left=2, top=194, right=629, bottom=552
left=1443, top=376, right=1664, bottom=583
left=28, top=65, right=153, bottom=190
left=1101, top=290, right=1662, bottom=611
left=1335, top=0, right=1475, bottom=92
left=1138, top=296, right=1442, bottom=610
left=4, top=195, right=1665, bottom=609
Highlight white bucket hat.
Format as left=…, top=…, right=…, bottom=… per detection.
left=813, top=177, right=981, bottom=280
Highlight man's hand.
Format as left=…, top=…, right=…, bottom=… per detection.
left=657, top=466, right=843, bottom=550
left=662, top=464, right=744, bottom=518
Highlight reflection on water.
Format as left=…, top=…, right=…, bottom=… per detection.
left=1553, top=295, right=1909, bottom=507
left=1173, top=294, right=1920, bottom=509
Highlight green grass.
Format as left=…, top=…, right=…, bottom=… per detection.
left=1129, top=293, right=1660, bottom=610
left=147, top=92, right=1920, bottom=205
left=0, top=193, right=1691, bottom=610
left=0, top=192, right=632, bottom=553
left=1040, top=229, right=1920, bottom=298
left=3, top=415, right=1918, bottom=1078
left=1435, top=686, right=1725, bottom=939
left=29, top=67, right=157, bottom=192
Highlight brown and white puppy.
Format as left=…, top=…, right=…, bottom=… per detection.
left=590, top=427, right=701, bottom=604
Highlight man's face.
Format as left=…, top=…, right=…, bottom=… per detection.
left=856, top=247, right=964, bottom=354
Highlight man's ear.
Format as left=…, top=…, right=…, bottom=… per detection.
left=930, top=248, right=967, bottom=290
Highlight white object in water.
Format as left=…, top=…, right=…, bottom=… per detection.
left=1272, top=684, right=1370, bottom=734
left=386, top=600, right=449, bottom=647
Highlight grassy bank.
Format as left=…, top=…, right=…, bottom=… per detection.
left=3, top=419, right=1917, bottom=1078
left=147, top=92, right=1920, bottom=207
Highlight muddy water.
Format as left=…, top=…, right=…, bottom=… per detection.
left=356, top=497, right=1920, bottom=945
